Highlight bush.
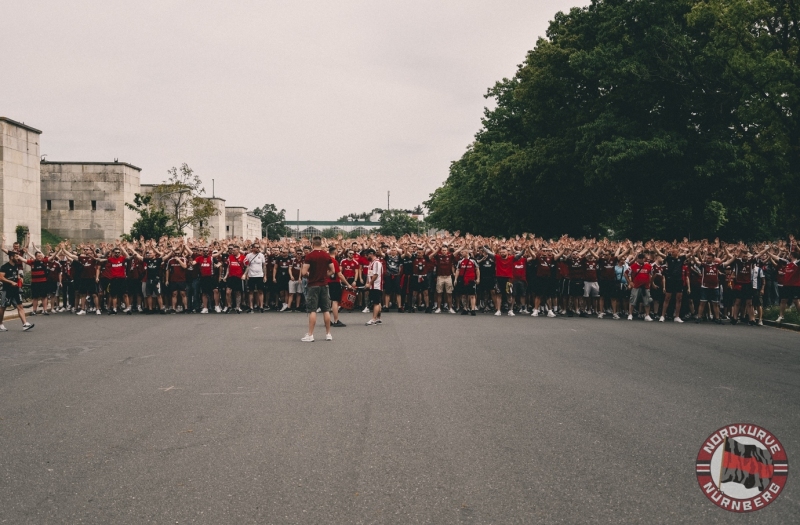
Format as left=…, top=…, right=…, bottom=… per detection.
left=763, top=305, right=800, bottom=325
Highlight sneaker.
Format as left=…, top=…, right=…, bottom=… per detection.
left=627, top=314, right=633, bottom=321
left=470, top=310, right=476, bottom=316
left=449, top=308, right=457, bottom=314
left=434, top=308, right=441, bottom=314
left=758, top=320, right=764, bottom=326
left=362, top=307, right=370, bottom=313
left=597, top=313, right=604, bottom=319
left=579, top=311, right=588, bottom=318
left=0, top=324, right=6, bottom=332
left=22, top=323, right=34, bottom=331
left=332, top=320, right=346, bottom=327
left=124, top=307, right=131, bottom=313
left=366, top=319, right=378, bottom=326
left=494, top=310, right=502, bottom=316
left=325, top=333, right=333, bottom=341
left=43, top=311, right=50, bottom=316
left=375, top=319, right=382, bottom=324
left=508, top=310, right=515, bottom=317
left=137, top=305, right=143, bottom=312
left=612, top=313, right=620, bottom=320
left=301, top=334, right=314, bottom=342
left=96, top=309, right=102, bottom=315
left=659, top=316, right=665, bottom=322
left=30, top=310, right=36, bottom=316
left=532, top=310, right=539, bottom=317
left=776, top=315, right=784, bottom=323
left=222, top=307, right=228, bottom=313
left=674, top=317, right=684, bottom=323
left=201, top=308, right=208, bottom=314
left=547, top=310, right=556, bottom=318
left=76, top=310, right=86, bottom=316
left=460, top=309, right=469, bottom=315
left=644, top=315, right=653, bottom=322
left=215, top=306, right=222, bottom=313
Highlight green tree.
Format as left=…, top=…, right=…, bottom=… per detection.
left=378, top=209, right=423, bottom=237
left=125, top=193, right=179, bottom=240
left=151, top=163, right=217, bottom=236
left=426, top=0, right=800, bottom=241
left=252, top=203, right=288, bottom=239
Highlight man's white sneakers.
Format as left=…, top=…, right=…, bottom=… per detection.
left=76, top=310, right=86, bottom=316
left=547, top=310, right=556, bottom=318
left=280, top=303, right=289, bottom=312
left=22, top=323, right=34, bottom=331
left=362, top=307, right=370, bottom=313
left=201, top=308, right=209, bottom=314
left=301, top=334, right=314, bottom=342
left=612, top=313, right=620, bottom=320
left=627, top=314, right=633, bottom=320
left=531, top=310, right=539, bottom=317
left=644, top=315, right=653, bottom=322
left=659, top=316, right=665, bottom=322
left=674, top=317, right=684, bottom=323
left=96, top=310, right=101, bottom=315
left=366, top=319, right=381, bottom=325
left=494, top=310, right=502, bottom=316
left=776, top=315, right=784, bottom=323
left=449, top=308, right=457, bottom=314
left=434, top=308, right=441, bottom=314
left=597, top=313, right=604, bottom=319
left=215, top=306, right=222, bottom=313
left=508, top=310, right=515, bottom=316
left=325, top=333, right=333, bottom=341
left=0, top=324, right=7, bottom=332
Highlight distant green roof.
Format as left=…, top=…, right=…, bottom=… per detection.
left=285, top=220, right=381, bottom=226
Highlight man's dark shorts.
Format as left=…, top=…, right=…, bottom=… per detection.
left=109, top=278, right=126, bottom=297
left=247, top=279, right=265, bottom=292
left=328, top=282, right=342, bottom=303
left=77, top=277, right=97, bottom=294
left=665, top=278, right=684, bottom=294
left=170, top=281, right=187, bottom=293
left=535, top=276, right=555, bottom=297
left=780, top=285, right=800, bottom=301
left=227, top=277, right=243, bottom=292
left=569, top=279, right=584, bottom=298
left=368, top=289, right=383, bottom=306
left=306, top=285, right=331, bottom=313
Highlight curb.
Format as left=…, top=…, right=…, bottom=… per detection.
left=763, top=319, right=800, bottom=332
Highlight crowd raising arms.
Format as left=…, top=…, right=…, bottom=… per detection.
left=1, top=231, right=799, bottom=332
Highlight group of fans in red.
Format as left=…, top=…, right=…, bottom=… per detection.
left=2, top=231, right=799, bottom=333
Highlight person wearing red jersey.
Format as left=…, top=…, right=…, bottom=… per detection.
left=532, top=246, right=560, bottom=317
left=45, top=251, right=62, bottom=313
left=483, top=245, right=522, bottom=316
left=125, top=247, right=144, bottom=313
left=193, top=246, right=218, bottom=314
left=771, top=236, right=800, bottom=323
left=300, top=237, right=336, bottom=342
left=725, top=245, right=769, bottom=325
left=693, top=252, right=724, bottom=324
left=21, top=248, right=50, bottom=315
left=581, top=249, right=601, bottom=318
left=165, top=251, right=188, bottom=313
left=103, top=245, right=129, bottom=315
left=61, top=245, right=101, bottom=315
left=224, top=245, right=246, bottom=313
left=427, top=240, right=457, bottom=314
left=327, top=245, right=353, bottom=327
left=625, top=253, right=653, bottom=321
left=454, top=248, right=480, bottom=315
left=410, top=247, right=432, bottom=312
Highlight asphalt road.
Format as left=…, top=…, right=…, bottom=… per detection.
left=0, top=310, right=798, bottom=524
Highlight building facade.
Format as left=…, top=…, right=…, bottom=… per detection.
left=0, top=117, right=42, bottom=261
left=40, top=161, right=141, bottom=243
left=284, top=220, right=381, bottom=238
left=225, top=207, right=261, bottom=239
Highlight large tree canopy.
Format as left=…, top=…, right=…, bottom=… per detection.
left=425, top=0, right=799, bottom=241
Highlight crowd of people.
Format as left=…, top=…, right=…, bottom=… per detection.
left=1, top=231, right=799, bottom=335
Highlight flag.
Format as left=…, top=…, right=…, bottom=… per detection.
left=720, top=438, right=773, bottom=491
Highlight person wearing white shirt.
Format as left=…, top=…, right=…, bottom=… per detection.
left=365, top=249, right=383, bottom=326
left=244, top=245, right=267, bottom=312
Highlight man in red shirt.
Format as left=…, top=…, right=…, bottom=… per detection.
left=625, top=253, right=653, bottom=321
left=694, top=252, right=724, bottom=324
left=772, top=239, right=800, bottom=322
left=301, top=236, right=335, bottom=342
left=165, top=252, right=188, bottom=313
left=483, top=245, right=520, bottom=316
left=224, top=245, right=246, bottom=313
left=22, top=249, right=50, bottom=315
left=194, top=246, right=219, bottom=314
left=104, top=246, right=129, bottom=314
left=428, top=242, right=456, bottom=314
left=454, top=248, right=480, bottom=315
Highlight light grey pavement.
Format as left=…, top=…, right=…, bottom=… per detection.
left=1, top=311, right=798, bottom=524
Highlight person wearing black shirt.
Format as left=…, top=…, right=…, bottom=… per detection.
left=0, top=252, right=34, bottom=331
left=383, top=247, right=402, bottom=310
left=399, top=247, right=415, bottom=312
left=656, top=246, right=688, bottom=323
left=132, top=244, right=172, bottom=314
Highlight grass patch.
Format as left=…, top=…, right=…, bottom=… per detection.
left=763, top=305, right=800, bottom=324
left=40, top=229, right=63, bottom=247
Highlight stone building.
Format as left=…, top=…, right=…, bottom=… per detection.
left=225, top=206, right=261, bottom=239
left=0, top=117, right=42, bottom=261
left=40, top=161, right=141, bottom=243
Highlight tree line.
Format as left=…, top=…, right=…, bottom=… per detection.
left=425, top=0, right=800, bottom=242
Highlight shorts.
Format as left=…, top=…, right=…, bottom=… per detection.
left=478, top=276, right=495, bottom=295
left=200, top=276, right=217, bottom=296
left=413, top=275, right=429, bottom=292
left=142, top=280, right=161, bottom=298
left=0, top=289, right=23, bottom=308
left=569, top=279, right=585, bottom=298
left=535, top=276, right=556, bottom=297
left=599, top=280, right=615, bottom=299
left=31, top=282, right=49, bottom=298
left=583, top=281, right=600, bottom=298
left=305, top=285, right=331, bottom=313
left=630, top=287, right=652, bottom=306
left=436, top=275, right=454, bottom=294
left=227, top=277, right=243, bottom=292
left=385, top=274, right=400, bottom=295
left=456, top=281, right=476, bottom=295
left=78, top=277, right=97, bottom=294
left=751, top=291, right=762, bottom=308
left=512, top=279, right=527, bottom=298
left=733, top=285, right=755, bottom=301
left=558, top=278, right=570, bottom=296
left=109, top=278, right=126, bottom=297
left=650, top=288, right=664, bottom=302
left=276, top=276, right=290, bottom=292
left=368, top=289, right=383, bottom=306
left=665, top=278, right=684, bottom=294
left=288, top=280, right=304, bottom=294
left=328, top=282, right=342, bottom=302
left=247, top=279, right=265, bottom=292
left=127, top=279, right=142, bottom=296
left=700, top=287, right=720, bottom=303
left=495, top=277, right=510, bottom=296
left=99, top=278, right=110, bottom=295
left=779, top=285, right=800, bottom=301
left=169, top=281, right=187, bottom=293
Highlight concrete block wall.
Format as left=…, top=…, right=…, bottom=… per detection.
left=0, top=117, right=41, bottom=262
left=40, top=161, right=141, bottom=243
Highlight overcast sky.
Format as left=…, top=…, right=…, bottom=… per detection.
left=4, top=0, right=583, bottom=220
